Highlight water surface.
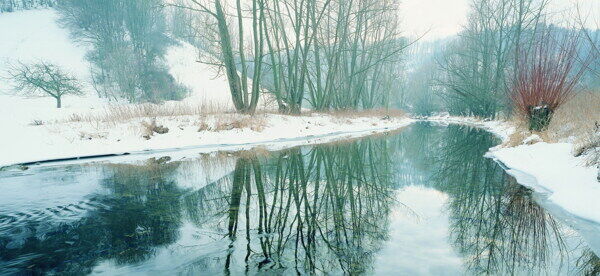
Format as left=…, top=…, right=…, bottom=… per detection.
left=1, top=122, right=599, bottom=275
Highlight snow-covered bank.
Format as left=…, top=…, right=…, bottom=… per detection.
left=491, top=143, right=600, bottom=222
left=424, top=115, right=600, bottom=224
left=422, top=115, right=514, bottom=141
left=0, top=114, right=413, bottom=168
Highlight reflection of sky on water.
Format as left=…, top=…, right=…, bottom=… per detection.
left=375, top=186, right=463, bottom=275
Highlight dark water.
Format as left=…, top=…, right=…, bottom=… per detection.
left=1, top=123, right=599, bottom=275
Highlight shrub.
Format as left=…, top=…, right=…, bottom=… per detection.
left=141, top=118, right=169, bottom=139
left=510, top=28, right=590, bottom=131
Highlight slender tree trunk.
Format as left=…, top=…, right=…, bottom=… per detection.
left=56, top=96, right=62, bottom=108
left=214, top=0, right=244, bottom=111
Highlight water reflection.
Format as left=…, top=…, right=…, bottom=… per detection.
left=578, top=249, right=600, bottom=276
left=423, top=124, right=567, bottom=274
left=179, top=138, right=397, bottom=274
left=0, top=123, right=598, bottom=275
left=0, top=157, right=185, bottom=274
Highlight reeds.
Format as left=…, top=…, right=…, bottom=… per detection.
left=66, top=100, right=232, bottom=124
left=548, top=91, right=600, bottom=165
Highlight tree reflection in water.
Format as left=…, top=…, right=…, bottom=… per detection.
left=0, top=157, right=185, bottom=274
left=184, top=138, right=398, bottom=275
left=1, top=123, right=598, bottom=275
left=424, top=123, right=568, bottom=274
left=182, top=123, right=599, bottom=275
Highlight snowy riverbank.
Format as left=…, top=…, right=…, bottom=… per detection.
left=426, top=115, right=600, bottom=224
left=0, top=112, right=414, bottom=168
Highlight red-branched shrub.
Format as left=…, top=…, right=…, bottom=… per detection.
left=511, top=28, right=589, bottom=131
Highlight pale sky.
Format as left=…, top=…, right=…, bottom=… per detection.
left=400, top=0, right=600, bottom=41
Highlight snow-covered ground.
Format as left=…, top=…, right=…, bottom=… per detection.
left=491, top=143, right=600, bottom=223
left=0, top=112, right=413, bottom=168
left=0, top=8, right=236, bottom=128
left=426, top=115, right=600, bottom=224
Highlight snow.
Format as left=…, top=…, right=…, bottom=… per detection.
left=0, top=113, right=414, bottom=168
left=0, top=8, right=598, bottom=227
left=424, top=115, right=600, bottom=224
left=522, top=134, right=543, bottom=145
left=0, top=9, right=92, bottom=94
left=0, top=8, right=110, bottom=131
left=490, top=144, right=600, bottom=222
left=164, top=42, right=234, bottom=109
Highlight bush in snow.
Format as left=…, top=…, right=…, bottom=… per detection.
left=510, top=27, right=590, bottom=131
left=141, top=119, right=169, bottom=140
left=6, top=61, right=83, bottom=108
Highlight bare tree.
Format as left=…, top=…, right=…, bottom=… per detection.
left=576, top=4, right=600, bottom=81
left=172, top=0, right=267, bottom=114
left=438, top=0, right=548, bottom=118
left=174, top=0, right=407, bottom=114
left=7, top=61, right=84, bottom=108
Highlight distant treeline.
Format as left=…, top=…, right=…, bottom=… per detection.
left=0, top=0, right=56, bottom=12
left=401, top=0, right=599, bottom=119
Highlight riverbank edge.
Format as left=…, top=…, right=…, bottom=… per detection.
left=2, top=113, right=598, bottom=225
left=0, top=114, right=415, bottom=169
left=423, top=115, right=600, bottom=224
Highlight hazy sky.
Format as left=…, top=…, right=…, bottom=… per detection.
left=400, top=0, right=600, bottom=40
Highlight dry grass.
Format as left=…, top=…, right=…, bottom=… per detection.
left=65, top=100, right=232, bottom=124
left=548, top=91, right=600, bottom=165
left=196, top=114, right=268, bottom=133
left=503, top=114, right=552, bottom=147
left=30, top=119, right=44, bottom=126
left=213, top=115, right=267, bottom=132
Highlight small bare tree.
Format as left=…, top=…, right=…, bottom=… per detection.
left=7, top=61, right=84, bottom=108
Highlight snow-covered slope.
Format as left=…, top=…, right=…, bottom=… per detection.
left=0, top=9, right=233, bottom=122
left=0, top=9, right=108, bottom=140
left=0, top=8, right=105, bottom=123
left=0, top=9, right=90, bottom=89
left=165, top=42, right=234, bottom=109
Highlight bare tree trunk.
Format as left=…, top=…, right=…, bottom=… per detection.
left=213, top=0, right=244, bottom=111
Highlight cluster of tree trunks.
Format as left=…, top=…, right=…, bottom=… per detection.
left=179, top=0, right=407, bottom=114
